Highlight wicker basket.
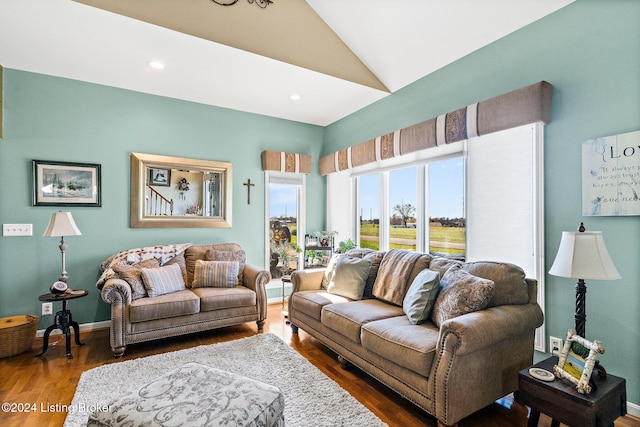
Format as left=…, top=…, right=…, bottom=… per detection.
left=0, top=314, right=39, bottom=358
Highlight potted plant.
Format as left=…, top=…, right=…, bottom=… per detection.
left=338, top=237, right=357, bottom=253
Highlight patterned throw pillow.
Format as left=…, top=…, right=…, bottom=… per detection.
left=112, top=259, right=160, bottom=300
left=192, top=260, right=240, bottom=288
left=140, top=264, right=186, bottom=297
left=205, top=250, right=245, bottom=286
left=430, top=265, right=494, bottom=328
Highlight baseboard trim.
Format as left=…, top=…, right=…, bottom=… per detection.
left=628, top=401, right=640, bottom=418
left=36, top=320, right=110, bottom=337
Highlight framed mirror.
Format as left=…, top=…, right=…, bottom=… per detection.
left=131, top=152, right=232, bottom=228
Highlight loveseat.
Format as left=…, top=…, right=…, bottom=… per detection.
left=97, top=243, right=270, bottom=357
left=288, top=248, right=543, bottom=427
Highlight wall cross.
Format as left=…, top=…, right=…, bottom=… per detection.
left=243, top=179, right=255, bottom=204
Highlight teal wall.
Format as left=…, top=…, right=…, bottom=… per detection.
left=0, top=70, right=325, bottom=328
left=324, top=0, right=640, bottom=407
left=1, top=0, right=638, bottom=410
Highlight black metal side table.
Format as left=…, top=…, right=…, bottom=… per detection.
left=36, top=290, right=88, bottom=359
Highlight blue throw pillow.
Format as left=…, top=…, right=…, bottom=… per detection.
left=403, top=269, right=440, bottom=324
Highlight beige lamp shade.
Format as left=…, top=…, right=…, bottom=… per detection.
left=43, top=212, right=82, bottom=237
left=549, top=231, right=621, bottom=280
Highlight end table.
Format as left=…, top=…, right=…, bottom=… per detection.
left=517, top=356, right=627, bottom=427
left=36, top=290, right=88, bottom=359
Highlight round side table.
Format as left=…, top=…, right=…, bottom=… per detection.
left=36, top=290, right=88, bottom=359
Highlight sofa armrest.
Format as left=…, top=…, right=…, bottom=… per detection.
left=242, top=263, right=271, bottom=322
left=438, top=302, right=544, bottom=356
left=101, top=278, right=132, bottom=357
left=290, top=269, right=325, bottom=293
left=101, top=278, right=132, bottom=306
left=429, top=302, right=544, bottom=425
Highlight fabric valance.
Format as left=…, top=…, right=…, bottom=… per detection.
left=319, top=81, right=553, bottom=175
left=261, top=151, right=312, bottom=174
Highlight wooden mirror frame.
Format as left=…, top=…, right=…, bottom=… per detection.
left=130, top=152, right=232, bottom=228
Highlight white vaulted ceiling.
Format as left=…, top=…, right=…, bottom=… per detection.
left=0, top=0, right=574, bottom=126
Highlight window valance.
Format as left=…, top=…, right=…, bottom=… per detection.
left=319, top=81, right=552, bottom=176
left=261, top=151, right=311, bottom=174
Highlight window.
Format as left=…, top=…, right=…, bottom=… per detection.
left=265, top=172, right=305, bottom=279
left=353, top=153, right=465, bottom=255
left=358, top=173, right=380, bottom=250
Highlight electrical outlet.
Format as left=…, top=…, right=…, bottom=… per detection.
left=42, top=302, right=53, bottom=316
left=550, top=336, right=563, bottom=356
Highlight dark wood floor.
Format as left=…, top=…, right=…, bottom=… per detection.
left=1, top=304, right=638, bottom=427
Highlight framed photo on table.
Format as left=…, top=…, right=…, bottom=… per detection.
left=553, top=329, right=604, bottom=394
left=32, top=160, right=101, bottom=207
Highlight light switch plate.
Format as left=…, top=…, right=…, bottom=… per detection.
left=3, top=224, right=33, bottom=236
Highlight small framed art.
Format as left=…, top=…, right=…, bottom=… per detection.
left=553, top=329, right=604, bottom=394
left=148, top=167, right=171, bottom=187
left=32, top=160, right=101, bottom=207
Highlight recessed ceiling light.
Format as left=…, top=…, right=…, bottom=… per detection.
left=148, top=60, right=165, bottom=70
left=289, top=94, right=301, bottom=101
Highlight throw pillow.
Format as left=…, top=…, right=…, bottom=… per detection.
left=403, top=269, right=441, bottom=325
left=320, top=253, right=342, bottom=289
left=112, top=258, right=160, bottom=300
left=327, top=256, right=372, bottom=300
left=140, top=263, right=186, bottom=297
left=430, top=265, right=494, bottom=328
left=205, top=249, right=246, bottom=286
left=192, top=260, right=240, bottom=288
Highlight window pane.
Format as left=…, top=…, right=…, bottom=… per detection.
left=269, top=184, right=298, bottom=278
left=359, top=174, right=380, bottom=250
left=428, top=157, right=465, bottom=256
left=390, top=167, right=417, bottom=251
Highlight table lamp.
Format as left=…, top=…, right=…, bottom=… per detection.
left=44, top=211, right=82, bottom=283
left=549, top=222, right=621, bottom=338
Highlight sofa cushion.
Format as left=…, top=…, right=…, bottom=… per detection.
left=290, top=291, right=351, bottom=321
left=431, top=265, right=494, bottom=327
left=205, top=249, right=246, bottom=286
left=461, top=261, right=529, bottom=307
left=129, top=289, right=200, bottom=323
left=140, top=264, right=187, bottom=297
left=184, top=243, right=243, bottom=286
left=403, top=269, right=441, bottom=325
left=344, top=249, right=386, bottom=299
left=112, top=258, right=160, bottom=300
left=321, top=300, right=404, bottom=343
left=372, top=249, right=428, bottom=306
left=362, top=316, right=440, bottom=377
left=327, top=256, right=372, bottom=300
left=192, top=260, right=239, bottom=288
left=192, top=286, right=257, bottom=312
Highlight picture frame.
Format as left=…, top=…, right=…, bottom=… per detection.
left=32, top=160, right=101, bottom=207
left=553, top=329, right=605, bottom=394
left=148, top=167, right=172, bottom=187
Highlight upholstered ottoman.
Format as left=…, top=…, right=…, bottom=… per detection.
left=87, top=362, right=285, bottom=427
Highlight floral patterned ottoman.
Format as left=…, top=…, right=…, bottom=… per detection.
left=87, top=362, right=285, bottom=426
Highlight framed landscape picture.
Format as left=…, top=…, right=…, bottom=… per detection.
left=32, top=160, right=101, bottom=207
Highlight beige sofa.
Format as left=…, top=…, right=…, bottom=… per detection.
left=288, top=248, right=543, bottom=427
left=97, top=243, right=270, bottom=357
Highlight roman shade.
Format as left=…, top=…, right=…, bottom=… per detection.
left=319, top=81, right=552, bottom=175
left=262, top=150, right=311, bottom=174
